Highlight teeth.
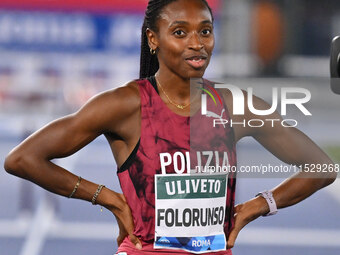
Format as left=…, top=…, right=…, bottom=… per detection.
left=187, top=57, right=203, bottom=61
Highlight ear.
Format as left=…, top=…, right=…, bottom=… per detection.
left=146, top=28, right=159, bottom=51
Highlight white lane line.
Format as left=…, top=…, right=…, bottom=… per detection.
left=0, top=219, right=118, bottom=240
left=18, top=154, right=81, bottom=255
left=2, top=217, right=339, bottom=247
left=49, top=220, right=118, bottom=240
left=19, top=198, right=55, bottom=255
left=237, top=227, right=340, bottom=247
left=0, top=217, right=30, bottom=237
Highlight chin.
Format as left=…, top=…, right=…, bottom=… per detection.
left=184, top=68, right=206, bottom=78
left=188, top=71, right=206, bottom=78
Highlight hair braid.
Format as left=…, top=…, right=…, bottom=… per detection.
left=139, top=0, right=214, bottom=79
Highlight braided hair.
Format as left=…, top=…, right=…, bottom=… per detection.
left=139, top=0, right=214, bottom=78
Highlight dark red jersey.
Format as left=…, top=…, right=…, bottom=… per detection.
left=117, top=78, right=237, bottom=246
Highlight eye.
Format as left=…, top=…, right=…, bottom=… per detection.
left=201, top=28, right=212, bottom=36
left=173, top=30, right=186, bottom=37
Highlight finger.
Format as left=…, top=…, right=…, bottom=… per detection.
left=227, top=204, right=243, bottom=249
left=129, top=234, right=142, bottom=250
left=234, top=204, right=243, bottom=214
left=117, top=193, right=127, bottom=203
left=227, top=228, right=239, bottom=249
left=117, top=236, right=124, bottom=246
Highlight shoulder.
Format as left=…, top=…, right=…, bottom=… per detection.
left=71, top=80, right=141, bottom=133
left=80, top=80, right=140, bottom=113
left=92, top=80, right=139, bottom=106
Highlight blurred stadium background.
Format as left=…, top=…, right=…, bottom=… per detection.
left=0, top=0, right=340, bottom=254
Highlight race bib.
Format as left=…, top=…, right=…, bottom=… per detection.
left=154, top=174, right=228, bottom=254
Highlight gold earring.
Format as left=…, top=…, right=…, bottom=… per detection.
left=150, top=48, right=156, bottom=55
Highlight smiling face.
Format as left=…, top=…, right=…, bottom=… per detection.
left=147, top=0, right=215, bottom=79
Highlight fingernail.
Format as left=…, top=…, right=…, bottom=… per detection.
left=136, top=243, right=142, bottom=250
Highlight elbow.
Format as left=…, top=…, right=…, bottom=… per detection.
left=317, top=171, right=337, bottom=188
left=4, top=150, right=29, bottom=178
left=325, top=163, right=338, bottom=186
left=323, top=172, right=337, bottom=187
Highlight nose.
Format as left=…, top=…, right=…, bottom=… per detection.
left=188, top=32, right=203, bottom=51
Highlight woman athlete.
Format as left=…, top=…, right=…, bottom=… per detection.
left=4, top=0, right=336, bottom=254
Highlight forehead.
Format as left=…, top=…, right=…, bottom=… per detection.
left=158, top=0, right=212, bottom=26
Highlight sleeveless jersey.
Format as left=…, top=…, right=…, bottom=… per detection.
left=117, top=78, right=237, bottom=246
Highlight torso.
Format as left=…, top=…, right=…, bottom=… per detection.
left=115, top=78, right=237, bottom=246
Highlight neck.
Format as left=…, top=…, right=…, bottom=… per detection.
left=155, top=71, right=203, bottom=114
left=155, top=71, right=191, bottom=101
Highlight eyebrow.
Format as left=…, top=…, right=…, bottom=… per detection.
left=169, top=20, right=213, bottom=28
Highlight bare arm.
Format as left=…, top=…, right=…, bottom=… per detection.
left=227, top=92, right=337, bottom=248
left=4, top=82, right=142, bottom=248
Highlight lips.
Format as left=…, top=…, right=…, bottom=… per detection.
left=185, top=55, right=208, bottom=69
